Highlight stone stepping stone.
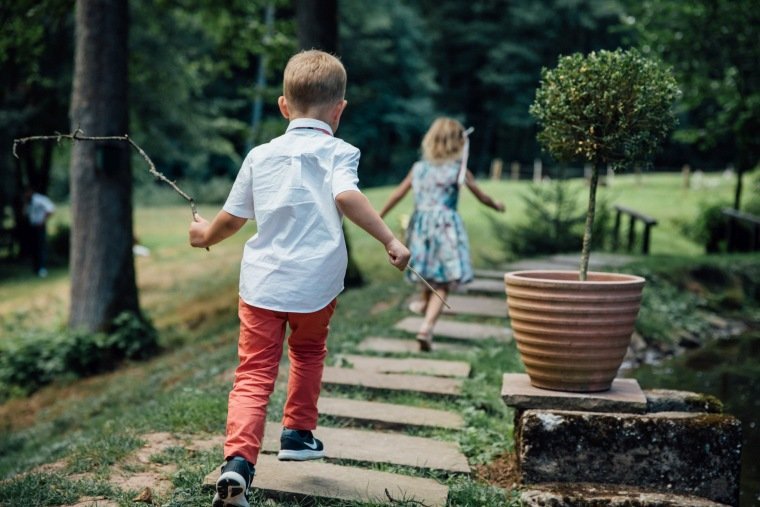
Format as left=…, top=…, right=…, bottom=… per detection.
left=204, top=454, right=448, bottom=506
left=501, top=373, right=648, bottom=413
left=442, top=294, right=506, bottom=317
left=520, top=483, right=729, bottom=507
left=395, top=316, right=512, bottom=342
left=460, top=278, right=505, bottom=296
left=336, top=354, right=471, bottom=378
left=473, top=268, right=506, bottom=279
left=318, top=396, right=464, bottom=430
left=356, top=336, right=471, bottom=354
left=261, top=422, right=470, bottom=474
left=322, top=366, right=462, bottom=397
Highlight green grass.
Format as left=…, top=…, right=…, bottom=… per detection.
left=0, top=172, right=741, bottom=505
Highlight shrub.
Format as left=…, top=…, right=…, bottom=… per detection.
left=0, top=311, right=158, bottom=400
left=530, top=48, right=679, bottom=278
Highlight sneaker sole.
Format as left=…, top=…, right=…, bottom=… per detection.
left=213, top=471, right=249, bottom=507
left=277, top=449, right=325, bottom=461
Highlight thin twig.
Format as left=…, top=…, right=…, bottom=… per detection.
left=384, top=488, right=432, bottom=507
left=13, top=128, right=200, bottom=217
left=407, top=265, right=451, bottom=309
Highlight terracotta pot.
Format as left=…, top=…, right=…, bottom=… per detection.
left=504, top=270, right=645, bottom=392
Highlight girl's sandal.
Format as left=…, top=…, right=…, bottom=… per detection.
left=416, top=330, right=433, bottom=352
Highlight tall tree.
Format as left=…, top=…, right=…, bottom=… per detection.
left=68, top=0, right=139, bottom=331
left=630, top=0, right=759, bottom=210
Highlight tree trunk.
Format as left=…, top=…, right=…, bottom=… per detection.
left=294, top=0, right=338, bottom=53
left=579, top=163, right=600, bottom=281
left=68, top=0, right=139, bottom=331
left=294, top=0, right=363, bottom=287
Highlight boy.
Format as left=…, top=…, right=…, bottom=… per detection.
left=189, top=50, right=410, bottom=507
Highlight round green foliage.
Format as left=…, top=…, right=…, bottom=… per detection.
left=530, top=48, right=680, bottom=168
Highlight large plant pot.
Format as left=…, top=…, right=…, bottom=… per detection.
left=504, top=270, right=645, bottom=392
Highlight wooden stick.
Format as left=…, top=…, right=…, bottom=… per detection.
left=13, top=128, right=209, bottom=250
left=406, top=265, right=451, bottom=309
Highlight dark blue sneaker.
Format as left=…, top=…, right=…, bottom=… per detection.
left=212, top=457, right=254, bottom=507
left=277, top=428, right=325, bottom=461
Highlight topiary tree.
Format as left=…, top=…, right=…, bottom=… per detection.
left=530, top=48, right=679, bottom=280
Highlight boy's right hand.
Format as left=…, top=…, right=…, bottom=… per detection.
left=385, top=238, right=410, bottom=271
left=189, top=213, right=210, bottom=248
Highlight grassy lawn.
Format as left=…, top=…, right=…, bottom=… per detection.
left=0, top=172, right=739, bottom=505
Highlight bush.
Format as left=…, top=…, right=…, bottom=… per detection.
left=0, top=311, right=158, bottom=400
left=490, top=180, right=610, bottom=258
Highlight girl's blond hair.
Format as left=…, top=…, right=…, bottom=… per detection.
left=421, top=117, right=466, bottom=163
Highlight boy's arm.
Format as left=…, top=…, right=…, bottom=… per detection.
left=189, top=210, right=247, bottom=248
left=379, top=171, right=413, bottom=218
left=464, top=170, right=505, bottom=212
left=335, top=190, right=410, bottom=270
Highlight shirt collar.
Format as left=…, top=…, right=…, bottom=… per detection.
left=286, top=118, right=334, bottom=136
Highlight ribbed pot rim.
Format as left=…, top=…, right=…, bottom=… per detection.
left=505, top=270, right=645, bottom=289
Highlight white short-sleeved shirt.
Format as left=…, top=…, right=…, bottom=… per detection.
left=223, top=118, right=361, bottom=312
left=26, top=193, right=55, bottom=226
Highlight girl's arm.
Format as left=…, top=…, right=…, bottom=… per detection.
left=189, top=210, right=247, bottom=248
left=465, top=170, right=505, bottom=212
left=379, top=171, right=413, bottom=218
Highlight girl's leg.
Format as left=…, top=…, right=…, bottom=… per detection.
left=408, top=287, right=431, bottom=314
left=225, top=299, right=287, bottom=465
left=417, top=284, right=449, bottom=351
left=282, top=299, right=337, bottom=430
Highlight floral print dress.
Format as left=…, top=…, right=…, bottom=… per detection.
left=405, top=160, right=474, bottom=286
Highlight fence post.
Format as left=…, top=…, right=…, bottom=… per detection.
left=490, top=158, right=503, bottom=180
left=510, top=161, right=520, bottom=181
left=682, top=164, right=691, bottom=189
left=613, top=208, right=622, bottom=250
left=533, top=158, right=542, bottom=183
left=627, top=214, right=636, bottom=251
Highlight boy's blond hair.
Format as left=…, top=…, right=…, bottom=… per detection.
left=283, top=50, right=346, bottom=113
left=421, top=117, right=466, bottom=163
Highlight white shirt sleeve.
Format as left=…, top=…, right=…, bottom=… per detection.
left=223, top=154, right=256, bottom=219
left=332, top=146, right=361, bottom=198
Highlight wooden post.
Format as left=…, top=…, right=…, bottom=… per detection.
left=490, top=158, right=503, bottom=180
left=533, top=158, right=542, bottom=183
left=511, top=161, right=520, bottom=181
left=627, top=214, right=636, bottom=251
left=613, top=208, right=622, bottom=250
left=643, top=223, right=653, bottom=254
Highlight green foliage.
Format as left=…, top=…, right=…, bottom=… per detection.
left=0, top=312, right=157, bottom=400
left=530, top=48, right=679, bottom=169
left=491, top=179, right=610, bottom=258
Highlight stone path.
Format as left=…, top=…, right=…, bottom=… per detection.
left=318, top=396, right=465, bottom=430
left=356, top=335, right=471, bottom=354
left=204, top=454, right=449, bottom=507
left=335, top=354, right=471, bottom=377
left=460, top=277, right=505, bottom=295
left=395, top=316, right=512, bottom=341
left=196, top=283, right=512, bottom=505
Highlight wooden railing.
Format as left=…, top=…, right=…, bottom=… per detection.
left=723, top=208, right=760, bottom=252
left=612, top=205, right=658, bottom=254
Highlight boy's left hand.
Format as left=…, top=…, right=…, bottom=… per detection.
left=385, top=238, right=410, bottom=271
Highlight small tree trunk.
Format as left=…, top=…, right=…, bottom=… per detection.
left=579, top=163, right=600, bottom=281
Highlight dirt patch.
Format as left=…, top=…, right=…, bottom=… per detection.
left=61, top=496, right=119, bottom=507
left=473, top=451, right=521, bottom=491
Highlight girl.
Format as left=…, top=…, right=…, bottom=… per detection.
left=380, top=117, right=505, bottom=351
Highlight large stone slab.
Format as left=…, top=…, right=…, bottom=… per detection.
left=501, top=373, right=647, bottom=414
left=356, top=336, right=470, bottom=354
left=203, top=454, right=449, bottom=506
left=336, top=354, right=471, bottom=378
left=517, top=409, right=742, bottom=505
left=395, top=316, right=512, bottom=342
left=318, top=396, right=464, bottom=430
left=322, top=367, right=462, bottom=397
left=460, top=278, right=506, bottom=296
left=442, top=294, right=506, bottom=317
left=261, top=422, right=469, bottom=474
left=644, top=388, right=723, bottom=414
left=520, top=483, right=729, bottom=507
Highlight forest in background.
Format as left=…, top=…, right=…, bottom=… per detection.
left=3, top=0, right=755, bottom=205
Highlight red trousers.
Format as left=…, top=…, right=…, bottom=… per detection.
left=224, top=297, right=337, bottom=464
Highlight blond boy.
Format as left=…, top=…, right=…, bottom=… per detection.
left=189, top=50, right=410, bottom=507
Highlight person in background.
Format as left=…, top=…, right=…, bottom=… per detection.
left=380, top=117, right=505, bottom=351
left=23, top=187, right=55, bottom=277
